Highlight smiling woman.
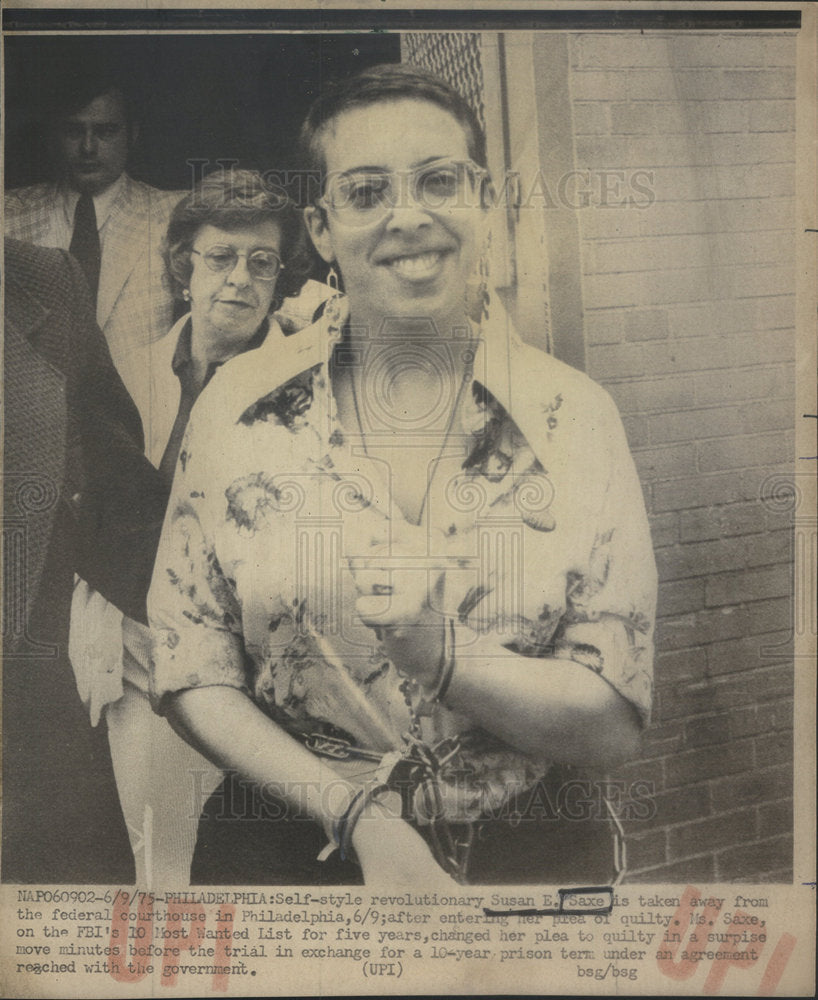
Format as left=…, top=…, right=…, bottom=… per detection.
left=306, top=104, right=486, bottom=328
left=148, top=65, right=657, bottom=887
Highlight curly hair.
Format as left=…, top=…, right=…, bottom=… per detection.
left=163, top=168, right=311, bottom=309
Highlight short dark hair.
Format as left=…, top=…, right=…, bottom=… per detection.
left=298, top=62, right=488, bottom=197
left=46, top=61, right=136, bottom=130
left=164, top=168, right=310, bottom=308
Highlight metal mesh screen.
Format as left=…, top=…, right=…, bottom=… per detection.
left=401, top=32, right=485, bottom=132
left=400, top=32, right=553, bottom=354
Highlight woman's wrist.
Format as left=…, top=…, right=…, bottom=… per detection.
left=316, top=780, right=360, bottom=854
left=416, top=617, right=459, bottom=710
left=386, top=618, right=446, bottom=689
left=411, top=618, right=449, bottom=695
left=317, top=780, right=402, bottom=863
left=349, top=789, right=403, bottom=853
left=431, top=623, right=507, bottom=711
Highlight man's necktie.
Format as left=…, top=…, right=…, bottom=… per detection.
left=69, top=194, right=101, bottom=304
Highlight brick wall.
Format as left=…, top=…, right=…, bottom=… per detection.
left=568, top=31, right=796, bottom=881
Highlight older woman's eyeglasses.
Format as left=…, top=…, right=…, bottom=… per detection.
left=320, top=157, right=488, bottom=226
left=191, top=246, right=284, bottom=280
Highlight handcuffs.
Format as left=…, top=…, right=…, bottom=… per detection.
left=308, top=731, right=474, bottom=883
left=306, top=731, right=628, bottom=887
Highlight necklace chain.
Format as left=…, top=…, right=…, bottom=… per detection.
left=347, top=355, right=472, bottom=526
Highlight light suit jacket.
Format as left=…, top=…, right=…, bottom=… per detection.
left=4, top=175, right=182, bottom=403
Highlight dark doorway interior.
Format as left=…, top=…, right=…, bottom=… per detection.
left=4, top=33, right=402, bottom=191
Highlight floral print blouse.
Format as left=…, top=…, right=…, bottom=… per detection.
left=148, top=297, right=656, bottom=823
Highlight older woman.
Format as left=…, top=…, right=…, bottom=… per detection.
left=149, top=66, right=656, bottom=886
left=70, top=168, right=310, bottom=885
left=132, top=168, right=309, bottom=473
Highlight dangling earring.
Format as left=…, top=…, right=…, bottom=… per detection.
left=323, top=263, right=346, bottom=335
left=465, top=232, right=491, bottom=325
left=182, top=288, right=191, bottom=302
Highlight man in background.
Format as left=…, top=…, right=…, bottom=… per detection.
left=4, top=67, right=182, bottom=395
left=5, top=68, right=185, bottom=882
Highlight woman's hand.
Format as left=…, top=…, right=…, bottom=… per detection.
left=349, top=535, right=451, bottom=688
left=349, top=794, right=460, bottom=887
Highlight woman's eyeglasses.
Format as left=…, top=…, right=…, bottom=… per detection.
left=319, top=157, right=488, bottom=226
left=191, top=246, right=284, bottom=280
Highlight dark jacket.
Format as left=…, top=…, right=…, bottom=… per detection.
left=2, top=238, right=169, bottom=883
left=4, top=237, right=168, bottom=640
